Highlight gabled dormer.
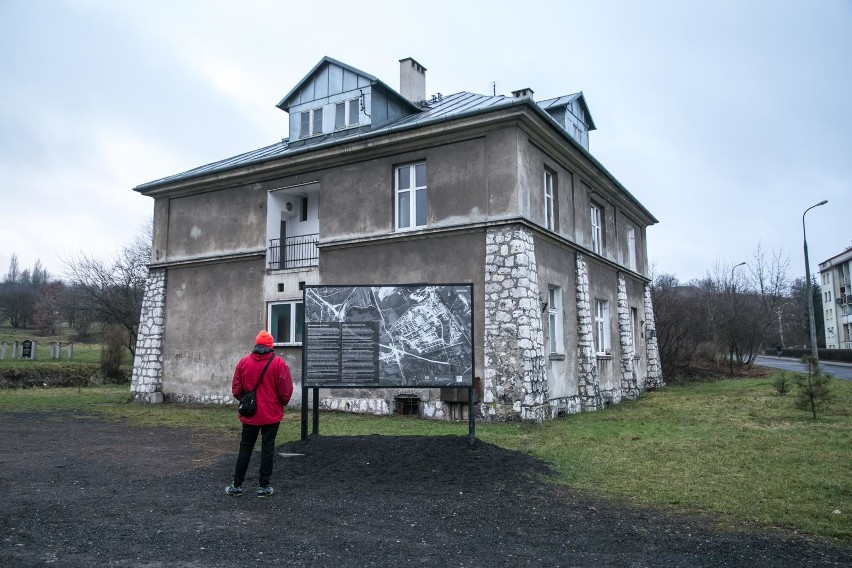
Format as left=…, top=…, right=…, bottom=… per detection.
left=277, top=56, right=423, bottom=143
left=538, top=93, right=597, bottom=151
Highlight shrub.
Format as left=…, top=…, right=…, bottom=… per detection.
left=100, top=326, right=126, bottom=380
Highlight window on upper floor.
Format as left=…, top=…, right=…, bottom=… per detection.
left=299, top=112, right=310, bottom=138
left=312, top=108, right=322, bottom=135
left=270, top=301, right=304, bottom=346
left=594, top=299, right=610, bottom=355
left=548, top=286, right=563, bottom=354
left=396, top=162, right=427, bottom=230
left=590, top=203, right=603, bottom=254
left=335, top=98, right=360, bottom=130
left=544, top=170, right=555, bottom=231
left=299, top=107, right=324, bottom=139
left=626, top=225, right=637, bottom=271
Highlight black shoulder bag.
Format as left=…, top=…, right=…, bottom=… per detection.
left=238, top=356, right=274, bottom=417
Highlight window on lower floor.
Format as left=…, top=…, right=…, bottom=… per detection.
left=396, top=162, right=427, bottom=230
left=270, top=301, right=304, bottom=346
left=548, top=286, right=563, bottom=354
left=594, top=299, right=610, bottom=354
left=631, top=307, right=639, bottom=354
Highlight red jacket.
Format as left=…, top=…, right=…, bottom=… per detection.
left=232, top=351, right=293, bottom=426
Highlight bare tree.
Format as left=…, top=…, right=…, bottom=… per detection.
left=0, top=254, right=47, bottom=328
left=651, top=273, right=707, bottom=379
left=62, top=221, right=152, bottom=357
left=33, top=281, right=66, bottom=336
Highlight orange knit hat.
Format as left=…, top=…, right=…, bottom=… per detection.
left=255, top=330, right=274, bottom=348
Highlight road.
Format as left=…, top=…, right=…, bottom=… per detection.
left=754, top=355, right=852, bottom=381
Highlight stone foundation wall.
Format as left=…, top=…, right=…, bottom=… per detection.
left=482, top=225, right=548, bottom=422
left=131, top=269, right=166, bottom=403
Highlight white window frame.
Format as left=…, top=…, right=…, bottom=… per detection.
left=395, top=162, right=427, bottom=230
left=594, top=299, right=610, bottom=355
left=626, top=225, right=637, bottom=271
left=312, top=108, right=323, bottom=135
left=548, top=286, right=563, bottom=354
left=544, top=170, right=555, bottom=231
left=334, top=98, right=360, bottom=130
left=269, top=301, right=304, bottom=346
left=591, top=203, right=603, bottom=254
left=299, top=107, right=324, bottom=139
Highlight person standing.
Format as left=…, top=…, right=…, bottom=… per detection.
left=225, top=330, right=293, bottom=498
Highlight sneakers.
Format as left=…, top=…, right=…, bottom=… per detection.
left=225, top=483, right=273, bottom=498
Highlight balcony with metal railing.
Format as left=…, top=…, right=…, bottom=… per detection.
left=267, top=234, right=319, bottom=270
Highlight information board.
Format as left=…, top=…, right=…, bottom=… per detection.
left=303, top=284, right=474, bottom=388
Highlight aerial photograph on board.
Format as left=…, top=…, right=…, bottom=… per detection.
left=304, top=285, right=473, bottom=387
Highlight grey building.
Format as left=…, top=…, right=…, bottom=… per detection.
left=131, top=56, right=662, bottom=422
left=819, top=247, right=852, bottom=350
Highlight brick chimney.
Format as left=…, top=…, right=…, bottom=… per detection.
left=399, top=57, right=426, bottom=103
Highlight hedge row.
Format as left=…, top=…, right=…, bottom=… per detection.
left=0, top=365, right=131, bottom=389
left=767, top=347, right=852, bottom=363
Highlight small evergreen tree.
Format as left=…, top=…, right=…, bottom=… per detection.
left=796, top=356, right=833, bottom=419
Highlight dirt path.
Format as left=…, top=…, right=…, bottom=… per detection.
left=1, top=411, right=849, bottom=567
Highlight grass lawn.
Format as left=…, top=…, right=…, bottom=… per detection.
left=0, top=375, right=849, bottom=542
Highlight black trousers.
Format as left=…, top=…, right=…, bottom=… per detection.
left=233, top=422, right=280, bottom=488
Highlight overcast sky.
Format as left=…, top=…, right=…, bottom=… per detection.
left=1, top=0, right=849, bottom=285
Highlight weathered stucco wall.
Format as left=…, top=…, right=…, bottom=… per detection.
left=166, top=184, right=266, bottom=260
left=161, top=258, right=265, bottom=401
left=533, top=236, right=579, bottom=402
left=319, top=229, right=486, bottom=373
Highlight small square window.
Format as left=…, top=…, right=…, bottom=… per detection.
left=270, top=301, right=304, bottom=346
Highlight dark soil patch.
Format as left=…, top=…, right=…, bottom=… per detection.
left=1, top=412, right=849, bottom=567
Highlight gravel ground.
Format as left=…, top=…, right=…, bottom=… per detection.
left=1, top=411, right=849, bottom=567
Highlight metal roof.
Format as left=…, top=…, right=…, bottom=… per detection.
left=538, top=92, right=597, bottom=130
left=135, top=92, right=517, bottom=190
left=133, top=87, right=656, bottom=223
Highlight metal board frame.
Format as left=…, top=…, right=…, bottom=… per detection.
left=300, top=284, right=476, bottom=444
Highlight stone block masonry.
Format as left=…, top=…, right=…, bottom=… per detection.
left=643, top=284, right=664, bottom=390
left=483, top=225, right=548, bottom=422
left=575, top=253, right=603, bottom=411
left=617, top=273, right=640, bottom=400
left=131, top=269, right=166, bottom=402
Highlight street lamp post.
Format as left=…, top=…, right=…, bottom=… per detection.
left=803, top=200, right=828, bottom=368
left=731, top=261, right=746, bottom=284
